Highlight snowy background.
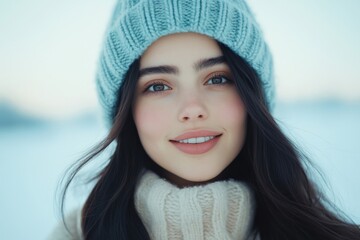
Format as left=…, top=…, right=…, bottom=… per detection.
left=1, top=0, right=359, bottom=239
left=0, top=101, right=359, bottom=240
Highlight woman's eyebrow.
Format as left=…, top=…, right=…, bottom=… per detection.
left=139, top=56, right=225, bottom=78
left=194, top=56, right=225, bottom=71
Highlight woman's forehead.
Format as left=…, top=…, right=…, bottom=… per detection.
left=139, top=32, right=223, bottom=69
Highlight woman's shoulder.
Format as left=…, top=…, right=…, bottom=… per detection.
left=47, top=208, right=83, bottom=240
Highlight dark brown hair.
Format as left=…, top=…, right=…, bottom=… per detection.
left=60, top=41, right=360, bottom=239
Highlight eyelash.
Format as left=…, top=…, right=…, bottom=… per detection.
left=205, top=73, right=232, bottom=85
left=143, top=73, right=232, bottom=94
left=144, top=81, right=172, bottom=93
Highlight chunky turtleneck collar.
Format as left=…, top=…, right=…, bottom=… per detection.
left=134, top=170, right=256, bottom=240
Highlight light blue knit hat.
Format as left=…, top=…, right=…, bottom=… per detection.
left=96, top=0, right=274, bottom=125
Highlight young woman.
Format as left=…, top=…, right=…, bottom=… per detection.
left=49, top=0, right=360, bottom=239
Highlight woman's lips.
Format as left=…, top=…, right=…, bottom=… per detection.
left=171, top=130, right=222, bottom=141
left=170, top=130, right=222, bottom=155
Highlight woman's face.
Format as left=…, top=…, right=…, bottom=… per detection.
left=133, top=32, right=247, bottom=187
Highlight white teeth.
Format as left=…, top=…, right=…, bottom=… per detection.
left=178, top=136, right=215, bottom=144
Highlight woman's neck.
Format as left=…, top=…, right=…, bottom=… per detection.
left=156, top=168, right=229, bottom=188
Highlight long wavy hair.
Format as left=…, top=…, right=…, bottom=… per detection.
left=61, top=41, right=360, bottom=239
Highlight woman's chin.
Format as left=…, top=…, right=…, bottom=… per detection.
left=161, top=170, right=228, bottom=188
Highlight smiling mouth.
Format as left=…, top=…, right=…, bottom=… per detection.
left=172, top=135, right=220, bottom=144
left=170, top=134, right=222, bottom=155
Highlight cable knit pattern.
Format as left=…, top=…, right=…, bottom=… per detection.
left=135, top=171, right=256, bottom=240
left=96, top=0, right=274, bottom=126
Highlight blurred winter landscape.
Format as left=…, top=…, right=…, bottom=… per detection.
left=0, top=100, right=359, bottom=239
left=1, top=0, right=360, bottom=239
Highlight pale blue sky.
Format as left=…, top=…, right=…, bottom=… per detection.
left=1, top=0, right=360, bottom=119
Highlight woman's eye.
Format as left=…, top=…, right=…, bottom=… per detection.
left=206, top=75, right=229, bottom=85
left=146, top=83, right=171, bottom=92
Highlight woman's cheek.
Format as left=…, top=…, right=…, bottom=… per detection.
left=219, top=92, right=246, bottom=121
left=134, top=100, right=170, bottom=138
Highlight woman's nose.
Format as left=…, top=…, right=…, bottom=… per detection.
left=178, top=97, right=208, bottom=122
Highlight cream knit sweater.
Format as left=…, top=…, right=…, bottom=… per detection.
left=48, top=171, right=258, bottom=239
left=135, top=171, right=257, bottom=240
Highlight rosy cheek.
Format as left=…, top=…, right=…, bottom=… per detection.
left=134, top=101, right=169, bottom=137
left=218, top=93, right=247, bottom=125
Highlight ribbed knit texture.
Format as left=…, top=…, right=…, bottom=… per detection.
left=96, top=0, right=274, bottom=126
left=134, top=171, right=256, bottom=240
